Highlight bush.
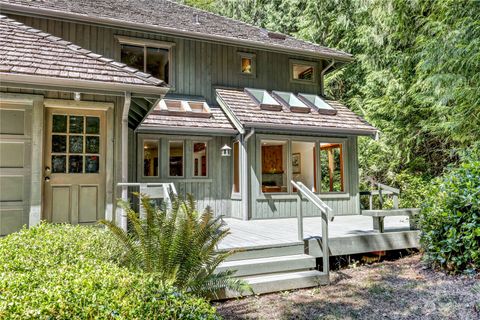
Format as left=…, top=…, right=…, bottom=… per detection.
left=0, top=223, right=220, bottom=319
left=419, top=155, right=480, bottom=274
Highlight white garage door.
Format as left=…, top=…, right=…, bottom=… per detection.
left=0, top=101, right=32, bottom=236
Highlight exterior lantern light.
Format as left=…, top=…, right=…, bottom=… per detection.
left=221, top=144, right=232, bottom=157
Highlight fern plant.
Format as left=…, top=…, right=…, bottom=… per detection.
left=100, top=193, right=249, bottom=298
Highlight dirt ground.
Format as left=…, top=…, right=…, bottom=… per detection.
left=215, top=254, right=480, bottom=320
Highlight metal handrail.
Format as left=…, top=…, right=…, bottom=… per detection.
left=291, top=180, right=331, bottom=280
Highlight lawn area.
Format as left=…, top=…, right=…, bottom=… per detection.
left=215, top=254, right=480, bottom=320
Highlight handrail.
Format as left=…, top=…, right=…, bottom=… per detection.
left=360, top=182, right=399, bottom=211
left=291, top=180, right=331, bottom=281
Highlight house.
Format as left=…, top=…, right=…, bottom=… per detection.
left=0, top=0, right=419, bottom=295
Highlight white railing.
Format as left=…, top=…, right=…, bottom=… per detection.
left=117, top=182, right=177, bottom=219
left=291, top=180, right=332, bottom=277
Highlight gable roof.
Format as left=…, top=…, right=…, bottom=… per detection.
left=0, top=0, right=353, bottom=62
left=216, top=88, right=377, bottom=136
left=0, top=14, right=168, bottom=95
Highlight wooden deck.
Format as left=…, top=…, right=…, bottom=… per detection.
left=219, top=215, right=420, bottom=257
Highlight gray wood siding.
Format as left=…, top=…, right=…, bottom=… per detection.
left=249, top=135, right=360, bottom=219
left=8, top=14, right=325, bottom=105
left=135, top=134, right=233, bottom=217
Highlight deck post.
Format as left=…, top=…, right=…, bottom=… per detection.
left=296, top=193, right=303, bottom=242
left=322, top=211, right=329, bottom=280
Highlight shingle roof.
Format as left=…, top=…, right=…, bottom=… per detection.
left=216, top=88, right=377, bottom=135
left=0, top=0, right=353, bottom=61
left=0, top=15, right=167, bottom=87
left=140, top=105, right=235, bottom=134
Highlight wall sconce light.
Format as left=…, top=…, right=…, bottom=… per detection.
left=221, top=144, right=232, bottom=157
left=74, top=92, right=81, bottom=101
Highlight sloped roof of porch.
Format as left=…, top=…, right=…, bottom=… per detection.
left=0, top=0, right=352, bottom=63
left=216, top=88, right=377, bottom=136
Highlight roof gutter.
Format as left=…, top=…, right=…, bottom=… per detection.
left=0, top=73, right=169, bottom=96
left=320, top=60, right=335, bottom=96
left=245, top=122, right=378, bottom=138
left=0, top=3, right=354, bottom=63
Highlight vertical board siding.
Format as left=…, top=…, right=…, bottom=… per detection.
left=8, top=14, right=323, bottom=105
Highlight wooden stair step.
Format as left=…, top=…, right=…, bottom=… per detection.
left=222, top=242, right=305, bottom=261
left=216, top=254, right=316, bottom=277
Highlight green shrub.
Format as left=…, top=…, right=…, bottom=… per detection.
left=101, top=194, right=249, bottom=298
left=419, top=155, right=480, bottom=274
left=0, top=223, right=220, bottom=319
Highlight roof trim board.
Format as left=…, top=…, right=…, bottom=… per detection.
left=0, top=2, right=354, bottom=62
left=216, top=94, right=245, bottom=134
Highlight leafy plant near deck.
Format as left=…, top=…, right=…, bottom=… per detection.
left=419, top=150, right=480, bottom=274
left=100, top=194, right=249, bottom=298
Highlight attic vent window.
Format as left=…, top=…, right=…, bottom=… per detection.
left=297, top=93, right=337, bottom=115
left=158, top=99, right=212, bottom=118
left=272, top=91, right=311, bottom=113
left=267, top=31, right=286, bottom=40
left=245, top=88, right=282, bottom=111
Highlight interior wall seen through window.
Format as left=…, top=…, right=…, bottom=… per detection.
left=193, top=142, right=207, bottom=177
left=291, top=141, right=316, bottom=192
left=261, top=140, right=287, bottom=193
left=143, top=140, right=159, bottom=177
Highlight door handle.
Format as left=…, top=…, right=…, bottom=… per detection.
left=45, top=166, right=51, bottom=174
left=45, top=176, right=50, bottom=182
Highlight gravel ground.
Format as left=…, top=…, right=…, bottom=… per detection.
left=215, top=254, right=480, bottom=320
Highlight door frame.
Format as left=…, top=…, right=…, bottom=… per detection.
left=0, top=92, right=44, bottom=228
left=43, top=99, right=114, bottom=223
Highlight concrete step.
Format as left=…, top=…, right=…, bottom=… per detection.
left=216, top=254, right=316, bottom=277
left=219, top=270, right=329, bottom=299
left=222, top=242, right=305, bottom=261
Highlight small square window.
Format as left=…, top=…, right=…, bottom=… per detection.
left=290, top=60, right=317, bottom=83
left=238, top=52, right=256, bottom=77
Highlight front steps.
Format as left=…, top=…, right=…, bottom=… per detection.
left=216, top=243, right=329, bottom=299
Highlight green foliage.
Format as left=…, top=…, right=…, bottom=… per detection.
left=101, top=194, right=249, bottom=298
left=0, top=223, right=220, bottom=319
left=419, top=153, right=480, bottom=274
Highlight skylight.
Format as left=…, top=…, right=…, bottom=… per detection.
left=272, top=91, right=311, bottom=113
left=158, top=99, right=212, bottom=118
left=244, top=88, right=282, bottom=111
left=297, top=93, right=337, bottom=115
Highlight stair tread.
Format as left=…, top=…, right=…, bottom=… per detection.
left=218, top=254, right=315, bottom=268
left=244, top=270, right=326, bottom=284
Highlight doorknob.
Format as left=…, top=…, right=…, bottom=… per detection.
left=45, top=176, right=50, bottom=182
left=45, top=166, right=51, bottom=174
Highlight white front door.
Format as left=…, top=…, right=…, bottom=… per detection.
left=43, top=107, right=106, bottom=224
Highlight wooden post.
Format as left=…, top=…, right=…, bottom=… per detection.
left=393, top=194, right=399, bottom=209
left=322, top=211, right=329, bottom=280
left=297, top=193, right=303, bottom=242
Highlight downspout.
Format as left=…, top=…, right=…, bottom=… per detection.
left=241, top=128, right=255, bottom=220
left=117, top=91, right=131, bottom=231
left=320, top=60, right=335, bottom=96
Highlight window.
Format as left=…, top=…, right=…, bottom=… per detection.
left=51, top=114, right=101, bottom=174
left=290, top=60, right=317, bottom=83
left=169, top=141, right=184, bottom=177
left=238, top=52, right=256, bottom=77
left=233, top=141, right=240, bottom=193
left=291, top=141, right=316, bottom=192
left=143, top=140, right=159, bottom=177
left=320, top=143, right=344, bottom=192
left=261, top=140, right=287, bottom=193
left=118, top=36, right=174, bottom=84
left=193, top=142, right=207, bottom=177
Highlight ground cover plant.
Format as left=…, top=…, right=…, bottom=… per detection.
left=101, top=194, right=249, bottom=298
left=0, top=223, right=220, bottom=319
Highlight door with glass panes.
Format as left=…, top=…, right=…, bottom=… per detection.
left=43, top=108, right=106, bottom=224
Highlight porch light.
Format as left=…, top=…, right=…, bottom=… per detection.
left=221, top=144, right=232, bottom=157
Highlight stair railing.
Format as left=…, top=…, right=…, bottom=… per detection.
left=291, top=180, right=332, bottom=278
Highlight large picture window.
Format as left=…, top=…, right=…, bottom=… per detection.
left=118, top=36, right=174, bottom=84
left=169, top=141, right=184, bottom=177
left=291, top=141, right=316, bottom=192
left=320, top=143, right=344, bottom=192
left=261, top=140, right=287, bottom=193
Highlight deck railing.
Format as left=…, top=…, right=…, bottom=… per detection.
left=360, top=182, right=400, bottom=210
left=291, top=180, right=332, bottom=276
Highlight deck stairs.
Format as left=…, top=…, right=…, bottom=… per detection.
left=215, top=242, right=329, bottom=299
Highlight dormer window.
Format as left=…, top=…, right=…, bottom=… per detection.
left=290, top=59, right=317, bottom=84
left=238, top=52, right=256, bottom=77
left=116, top=36, right=175, bottom=85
